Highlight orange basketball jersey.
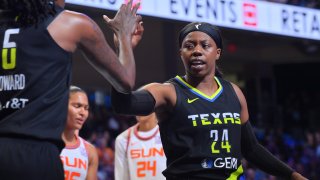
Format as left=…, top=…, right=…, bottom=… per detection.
left=60, top=137, right=89, bottom=180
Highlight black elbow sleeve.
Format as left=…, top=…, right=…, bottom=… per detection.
left=241, top=121, right=294, bottom=179
left=111, top=88, right=156, bottom=116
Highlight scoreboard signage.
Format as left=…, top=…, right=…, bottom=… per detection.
left=66, top=0, right=320, bottom=40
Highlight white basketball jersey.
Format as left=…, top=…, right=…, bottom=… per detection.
left=115, top=124, right=166, bottom=180
left=60, top=136, right=89, bottom=180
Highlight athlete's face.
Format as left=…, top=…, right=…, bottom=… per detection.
left=180, top=31, right=221, bottom=77
left=67, top=92, right=89, bottom=130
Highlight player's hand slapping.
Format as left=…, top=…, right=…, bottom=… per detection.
left=103, top=0, right=142, bottom=44
left=113, top=21, right=144, bottom=51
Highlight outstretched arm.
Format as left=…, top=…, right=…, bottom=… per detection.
left=50, top=1, right=140, bottom=92
left=111, top=87, right=156, bottom=116
left=111, top=82, right=176, bottom=116
left=231, top=83, right=307, bottom=180
left=241, top=121, right=294, bottom=179
left=73, top=0, right=141, bottom=93
left=241, top=122, right=307, bottom=180
left=85, top=0, right=141, bottom=92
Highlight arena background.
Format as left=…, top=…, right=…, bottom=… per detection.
left=65, top=1, right=320, bottom=179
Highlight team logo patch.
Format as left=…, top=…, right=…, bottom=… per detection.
left=187, top=98, right=199, bottom=104
left=195, top=23, right=201, bottom=29
left=201, top=158, right=213, bottom=168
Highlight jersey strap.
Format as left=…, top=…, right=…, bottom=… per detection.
left=44, top=5, right=64, bottom=27
left=125, top=127, right=132, bottom=158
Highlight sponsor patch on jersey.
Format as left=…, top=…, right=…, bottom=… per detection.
left=201, top=158, right=213, bottom=168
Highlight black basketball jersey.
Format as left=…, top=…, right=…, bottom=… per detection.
left=159, top=76, right=244, bottom=179
left=0, top=7, right=71, bottom=149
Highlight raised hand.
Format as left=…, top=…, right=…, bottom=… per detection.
left=103, top=0, right=142, bottom=41
left=113, top=21, right=144, bottom=50
left=131, top=21, right=144, bottom=48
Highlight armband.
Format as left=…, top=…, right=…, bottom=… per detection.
left=111, top=88, right=155, bottom=116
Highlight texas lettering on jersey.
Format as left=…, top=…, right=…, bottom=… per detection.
left=188, top=112, right=241, bottom=127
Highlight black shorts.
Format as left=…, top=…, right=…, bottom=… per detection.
left=0, top=137, right=64, bottom=180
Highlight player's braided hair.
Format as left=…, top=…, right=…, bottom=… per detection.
left=0, top=0, right=56, bottom=27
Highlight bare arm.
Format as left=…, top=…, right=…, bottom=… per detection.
left=86, top=143, right=99, bottom=180
left=102, top=1, right=142, bottom=92
left=78, top=16, right=135, bottom=93
left=49, top=1, right=141, bottom=93
left=142, top=83, right=176, bottom=112
left=231, top=83, right=249, bottom=124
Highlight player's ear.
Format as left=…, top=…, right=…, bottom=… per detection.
left=216, top=48, right=221, bottom=60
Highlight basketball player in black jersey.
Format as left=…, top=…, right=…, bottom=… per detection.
left=111, top=22, right=308, bottom=179
left=0, top=0, right=142, bottom=179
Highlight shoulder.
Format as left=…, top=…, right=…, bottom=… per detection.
left=81, top=138, right=97, bottom=154
left=230, top=82, right=249, bottom=123
left=80, top=137, right=98, bottom=163
left=48, top=10, right=100, bottom=52
left=59, top=10, right=93, bottom=24
left=115, top=126, right=136, bottom=153
left=142, top=82, right=174, bottom=91
left=116, top=127, right=132, bottom=143
left=54, top=10, right=99, bottom=34
left=142, top=82, right=176, bottom=98
left=230, top=82, right=246, bottom=102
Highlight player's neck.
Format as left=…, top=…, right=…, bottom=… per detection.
left=185, top=74, right=218, bottom=96
left=62, top=130, right=77, bottom=145
left=137, top=121, right=157, bottom=132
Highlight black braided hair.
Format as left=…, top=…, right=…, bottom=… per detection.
left=0, top=0, right=56, bottom=27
